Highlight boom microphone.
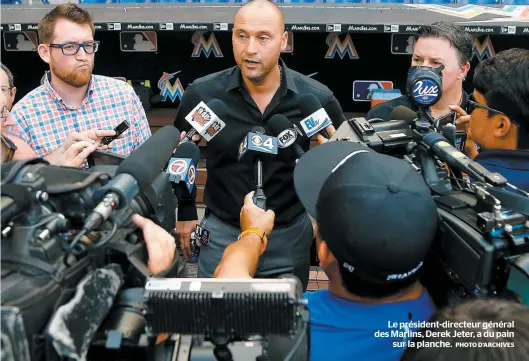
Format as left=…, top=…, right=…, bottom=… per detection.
left=268, top=114, right=305, bottom=159
left=84, top=126, right=181, bottom=231
left=166, top=142, right=201, bottom=195
left=183, top=99, right=227, bottom=142
left=299, top=93, right=332, bottom=139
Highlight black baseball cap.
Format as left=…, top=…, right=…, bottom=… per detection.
left=294, top=142, right=438, bottom=293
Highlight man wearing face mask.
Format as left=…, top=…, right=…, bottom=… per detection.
left=450, top=48, right=529, bottom=192
left=6, top=4, right=151, bottom=160
left=367, top=22, right=473, bottom=121
left=173, top=0, right=346, bottom=288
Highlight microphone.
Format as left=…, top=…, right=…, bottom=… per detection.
left=84, top=126, right=181, bottom=231
left=390, top=105, right=418, bottom=124
left=420, top=132, right=507, bottom=187
left=299, top=93, right=333, bottom=139
left=268, top=114, right=305, bottom=159
left=238, top=126, right=278, bottom=210
left=166, top=142, right=201, bottom=194
left=182, top=99, right=227, bottom=142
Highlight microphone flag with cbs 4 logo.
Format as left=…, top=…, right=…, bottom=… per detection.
left=238, top=130, right=279, bottom=161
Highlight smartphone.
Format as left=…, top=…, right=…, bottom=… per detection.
left=435, top=111, right=457, bottom=128
left=455, top=131, right=467, bottom=152
left=101, top=120, right=130, bottom=145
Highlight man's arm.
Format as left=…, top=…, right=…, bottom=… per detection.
left=173, top=85, right=203, bottom=258
left=214, top=192, right=275, bottom=278
left=129, top=89, right=152, bottom=150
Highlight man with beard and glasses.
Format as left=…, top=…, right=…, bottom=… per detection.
left=6, top=3, right=151, bottom=160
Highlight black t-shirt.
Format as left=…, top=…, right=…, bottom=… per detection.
left=174, top=59, right=346, bottom=226
left=366, top=92, right=469, bottom=122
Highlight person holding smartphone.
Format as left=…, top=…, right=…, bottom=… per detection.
left=5, top=4, right=151, bottom=160
left=449, top=48, right=529, bottom=192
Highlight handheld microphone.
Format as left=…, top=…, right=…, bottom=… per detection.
left=268, top=114, right=305, bottom=159
left=299, top=93, right=333, bottom=139
left=166, top=142, right=201, bottom=194
left=183, top=99, right=227, bottom=142
left=238, top=127, right=278, bottom=210
left=84, top=126, right=181, bottom=231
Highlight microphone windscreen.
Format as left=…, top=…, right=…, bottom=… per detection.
left=390, top=106, right=417, bottom=124
left=206, top=99, right=229, bottom=119
left=116, top=126, right=180, bottom=191
left=174, top=142, right=201, bottom=165
left=299, top=93, right=323, bottom=117
left=46, top=264, right=124, bottom=361
left=268, top=114, right=294, bottom=137
left=252, top=126, right=266, bottom=135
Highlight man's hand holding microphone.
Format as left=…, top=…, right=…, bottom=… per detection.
left=214, top=191, right=275, bottom=278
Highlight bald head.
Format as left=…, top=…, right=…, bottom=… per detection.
left=235, top=0, right=285, bottom=33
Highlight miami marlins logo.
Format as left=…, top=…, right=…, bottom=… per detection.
left=191, top=32, right=223, bottom=58
left=325, top=33, right=359, bottom=60
left=472, top=36, right=495, bottom=61
left=158, top=71, right=185, bottom=102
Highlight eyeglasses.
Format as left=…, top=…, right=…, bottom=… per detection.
left=0, top=86, right=12, bottom=96
left=1, top=134, right=17, bottom=163
left=467, top=96, right=506, bottom=117
left=467, top=96, right=519, bottom=126
left=47, top=41, right=100, bottom=56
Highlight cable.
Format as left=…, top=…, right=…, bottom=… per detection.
left=63, top=229, right=87, bottom=266
left=283, top=312, right=309, bottom=361
left=91, top=221, right=118, bottom=249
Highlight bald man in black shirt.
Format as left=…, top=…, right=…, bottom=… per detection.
left=174, top=0, right=345, bottom=289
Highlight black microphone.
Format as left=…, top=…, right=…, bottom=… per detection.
left=268, top=114, right=305, bottom=159
left=238, top=126, right=278, bottom=210
left=390, top=105, right=418, bottom=124
left=299, top=93, right=333, bottom=139
left=166, top=142, right=201, bottom=199
left=182, top=99, right=228, bottom=143
left=84, top=126, right=181, bottom=231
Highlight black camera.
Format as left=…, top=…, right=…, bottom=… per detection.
left=330, top=66, right=529, bottom=308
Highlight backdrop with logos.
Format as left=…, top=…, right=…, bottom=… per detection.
left=2, top=30, right=527, bottom=114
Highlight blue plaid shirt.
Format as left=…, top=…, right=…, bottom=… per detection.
left=8, top=72, right=151, bottom=157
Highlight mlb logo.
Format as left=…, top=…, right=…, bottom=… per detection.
left=353, top=80, right=394, bottom=102
left=120, top=31, right=157, bottom=52
left=391, top=33, right=416, bottom=55
left=3, top=31, right=38, bottom=52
